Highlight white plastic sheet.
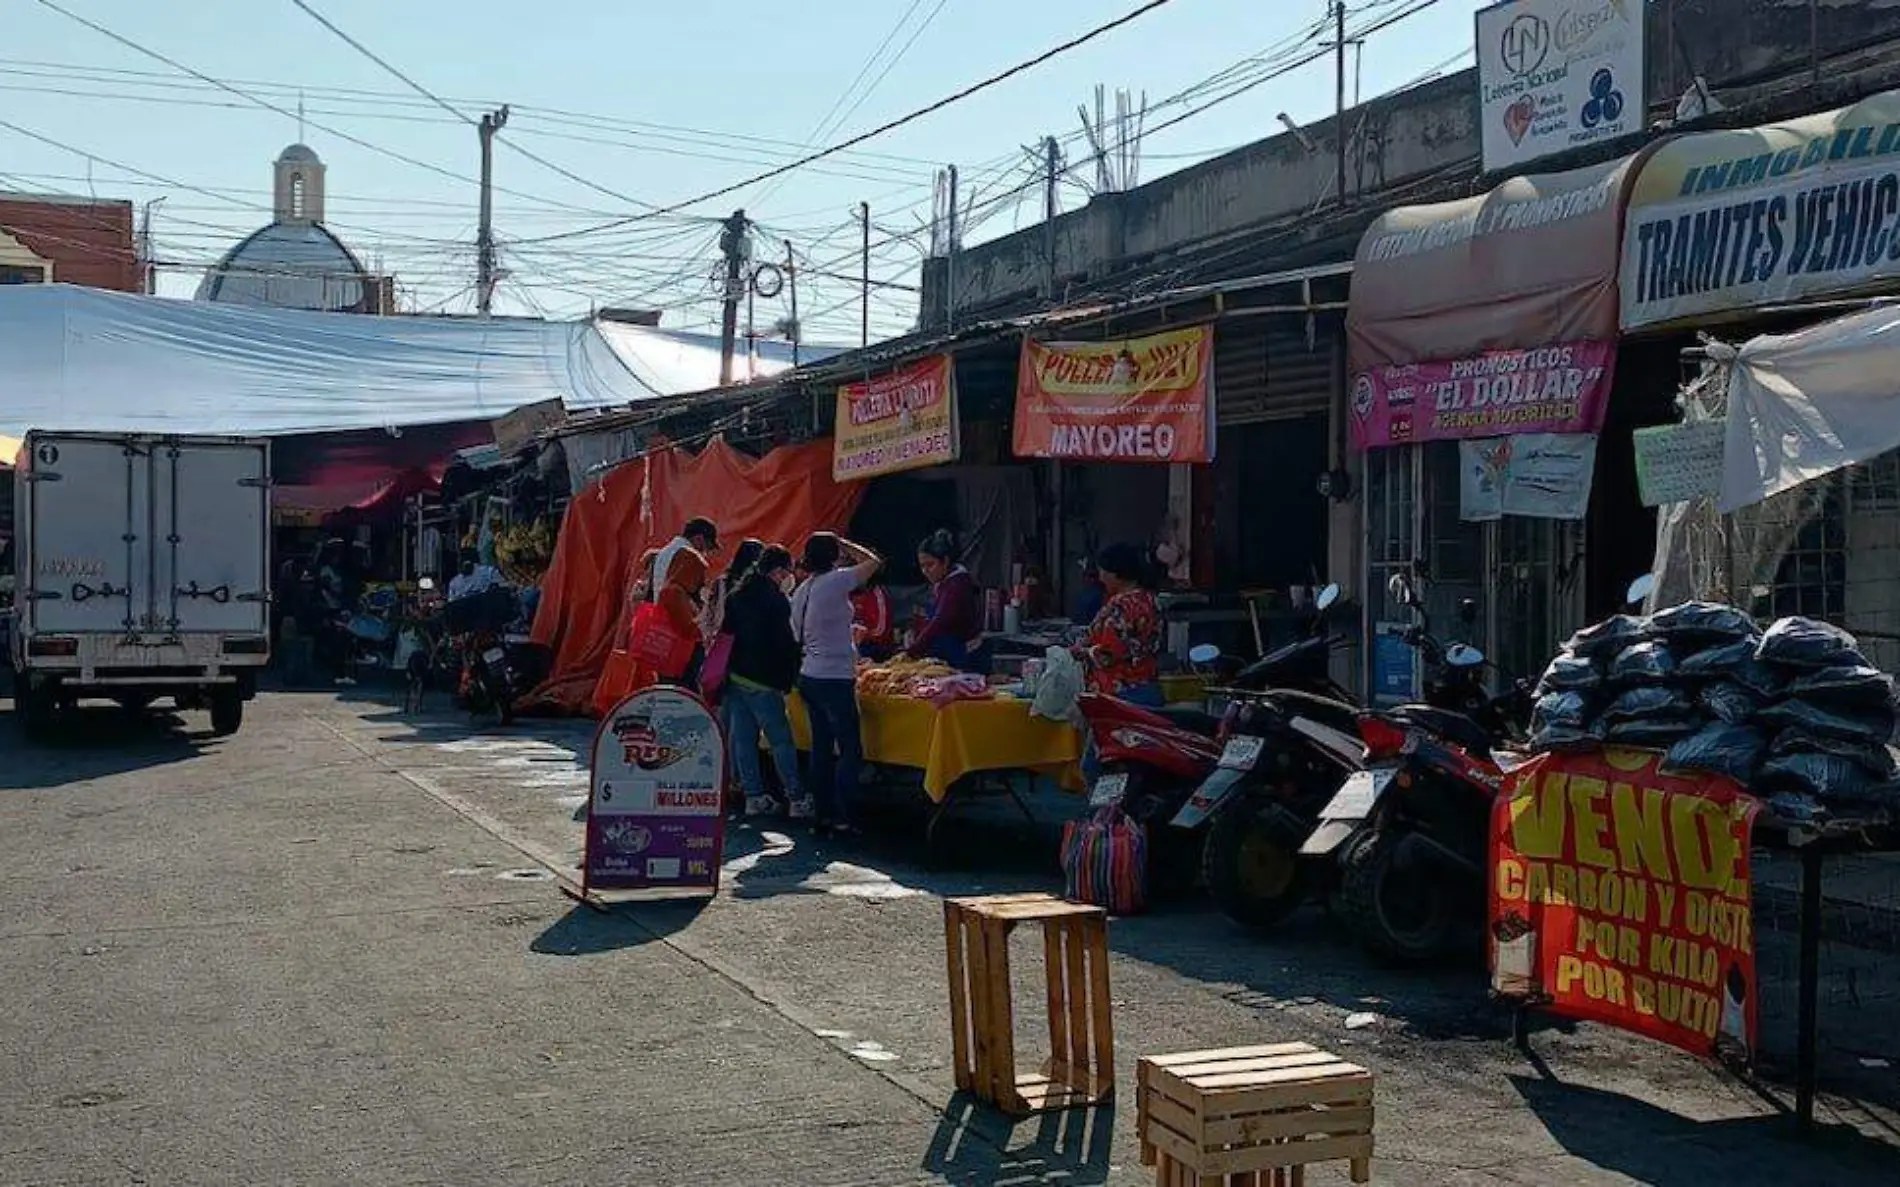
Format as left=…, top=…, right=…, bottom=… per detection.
left=1723, top=304, right=1900, bottom=511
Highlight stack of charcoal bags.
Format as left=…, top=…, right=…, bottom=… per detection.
left=1529, top=603, right=1900, bottom=820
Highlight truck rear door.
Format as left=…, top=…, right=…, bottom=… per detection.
left=152, top=440, right=270, bottom=637
left=24, top=435, right=149, bottom=637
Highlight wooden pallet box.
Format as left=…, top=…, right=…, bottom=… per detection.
left=1137, top=1043, right=1374, bottom=1185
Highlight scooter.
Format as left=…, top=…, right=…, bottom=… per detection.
left=1079, top=584, right=1357, bottom=897
left=1303, top=571, right=1535, bottom=963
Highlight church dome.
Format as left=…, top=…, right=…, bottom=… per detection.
left=196, top=141, right=374, bottom=313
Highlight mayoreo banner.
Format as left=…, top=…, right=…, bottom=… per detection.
left=1489, top=747, right=1760, bottom=1063
left=1621, top=88, right=1900, bottom=330
left=832, top=354, right=960, bottom=482
left=1013, top=327, right=1213, bottom=463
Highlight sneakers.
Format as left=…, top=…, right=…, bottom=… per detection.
left=744, top=795, right=779, bottom=818
left=787, top=797, right=817, bottom=820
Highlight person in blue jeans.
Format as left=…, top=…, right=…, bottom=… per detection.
left=719, top=545, right=804, bottom=817
left=790, top=532, right=883, bottom=835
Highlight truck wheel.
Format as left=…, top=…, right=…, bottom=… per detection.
left=1337, top=829, right=1456, bottom=964
left=1201, top=794, right=1308, bottom=930
left=209, top=688, right=244, bottom=737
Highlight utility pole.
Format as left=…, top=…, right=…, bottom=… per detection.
left=859, top=201, right=871, bottom=349
left=718, top=209, right=749, bottom=386
left=945, top=166, right=959, bottom=332
left=1333, top=1, right=1347, bottom=206
left=784, top=239, right=801, bottom=367
left=476, top=105, right=509, bottom=316
left=1042, top=136, right=1060, bottom=300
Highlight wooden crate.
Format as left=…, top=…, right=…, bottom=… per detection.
left=943, top=893, right=1115, bottom=1116
left=1137, top=1043, right=1374, bottom=1185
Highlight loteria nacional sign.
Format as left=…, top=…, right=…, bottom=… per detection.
left=1477, top=0, right=1645, bottom=174
left=831, top=354, right=960, bottom=482
left=1012, top=327, right=1214, bottom=464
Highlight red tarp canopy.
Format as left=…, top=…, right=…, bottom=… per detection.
left=526, top=438, right=863, bottom=714
left=271, top=419, right=493, bottom=517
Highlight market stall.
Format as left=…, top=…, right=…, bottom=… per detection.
left=787, top=658, right=1084, bottom=845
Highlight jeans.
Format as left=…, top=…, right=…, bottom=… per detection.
left=1081, top=680, right=1166, bottom=783
left=726, top=682, right=803, bottom=802
left=798, top=676, right=863, bottom=824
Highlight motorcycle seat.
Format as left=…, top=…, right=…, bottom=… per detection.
left=1151, top=704, right=1222, bottom=736
left=1388, top=704, right=1495, bottom=757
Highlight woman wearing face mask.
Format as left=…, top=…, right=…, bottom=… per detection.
left=720, top=544, right=805, bottom=817
left=906, top=529, right=982, bottom=669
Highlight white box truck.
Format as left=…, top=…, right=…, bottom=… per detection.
left=8, top=431, right=271, bottom=738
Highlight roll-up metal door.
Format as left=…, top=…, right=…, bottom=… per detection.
left=1214, top=318, right=1338, bottom=425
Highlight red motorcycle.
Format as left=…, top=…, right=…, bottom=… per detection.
left=1080, top=583, right=1354, bottom=896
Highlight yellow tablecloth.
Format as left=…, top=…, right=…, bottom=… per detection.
left=786, top=692, right=1084, bottom=802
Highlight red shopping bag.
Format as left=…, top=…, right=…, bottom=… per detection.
left=628, top=601, right=696, bottom=679
left=1061, top=806, right=1148, bottom=915
left=592, top=646, right=635, bottom=717
left=699, top=632, right=735, bottom=701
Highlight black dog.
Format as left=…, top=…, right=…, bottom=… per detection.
left=403, top=644, right=433, bottom=714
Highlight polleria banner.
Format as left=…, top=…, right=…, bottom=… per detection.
left=1013, top=327, right=1214, bottom=463
left=1489, top=747, right=1760, bottom=1063
left=832, top=354, right=960, bottom=482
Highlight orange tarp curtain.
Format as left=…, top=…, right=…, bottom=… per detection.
left=525, top=438, right=864, bottom=715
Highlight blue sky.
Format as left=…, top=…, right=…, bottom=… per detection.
left=1, top=0, right=1479, bottom=338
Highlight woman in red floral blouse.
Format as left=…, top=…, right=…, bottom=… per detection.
left=1076, top=543, right=1165, bottom=706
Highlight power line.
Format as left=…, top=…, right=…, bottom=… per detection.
left=525, top=0, right=1182, bottom=240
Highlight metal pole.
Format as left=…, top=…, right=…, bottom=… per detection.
left=1795, top=845, right=1824, bottom=1135
left=718, top=209, right=747, bottom=386
left=859, top=201, right=870, bottom=349
left=1334, top=0, right=1347, bottom=205
left=1043, top=136, right=1059, bottom=300
left=784, top=238, right=801, bottom=368
left=476, top=105, right=509, bottom=317
left=1810, top=0, right=1821, bottom=88
left=945, top=166, right=959, bottom=332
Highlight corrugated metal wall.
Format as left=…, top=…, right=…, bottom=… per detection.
left=1214, top=317, right=1338, bottom=425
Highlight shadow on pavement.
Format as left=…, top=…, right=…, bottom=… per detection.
left=0, top=703, right=218, bottom=790
left=530, top=900, right=702, bottom=956
left=1512, top=1073, right=1900, bottom=1181
left=720, top=817, right=1055, bottom=904
left=921, top=1093, right=1114, bottom=1186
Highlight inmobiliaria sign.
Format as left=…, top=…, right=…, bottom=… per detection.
left=1012, top=327, right=1214, bottom=463
left=832, top=353, right=960, bottom=482
left=1347, top=153, right=1637, bottom=450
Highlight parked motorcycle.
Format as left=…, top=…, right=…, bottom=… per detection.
left=1303, top=571, right=1535, bottom=963
left=446, top=584, right=525, bottom=725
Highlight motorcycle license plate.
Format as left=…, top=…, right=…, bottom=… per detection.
left=1169, top=768, right=1243, bottom=830
left=1219, top=734, right=1265, bottom=771
left=1089, top=772, right=1129, bottom=807
left=482, top=647, right=506, bottom=665
left=1317, top=768, right=1396, bottom=822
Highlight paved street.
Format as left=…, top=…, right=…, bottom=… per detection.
left=1, top=690, right=1896, bottom=1186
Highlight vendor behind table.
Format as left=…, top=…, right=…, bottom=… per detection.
left=907, top=528, right=985, bottom=671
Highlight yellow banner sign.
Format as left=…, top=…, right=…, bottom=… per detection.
left=832, top=354, right=959, bottom=482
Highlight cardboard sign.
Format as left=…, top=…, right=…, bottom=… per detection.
left=1013, top=327, right=1214, bottom=463
left=1458, top=432, right=1598, bottom=521
left=832, top=354, right=960, bottom=481
left=1350, top=340, right=1615, bottom=449
left=1489, top=747, right=1759, bottom=1063
left=585, top=686, right=727, bottom=895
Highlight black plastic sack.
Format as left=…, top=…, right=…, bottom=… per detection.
left=1530, top=725, right=1607, bottom=754
left=1605, top=717, right=1700, bottom=747
left=1650, top=601, right=1760, bottom=645
left=1785, top=664, right=1896, bottom=710
left=1758, top=697, right=1896, bottom=745
left=1602, top=685, right=1690, bottom=722
left=1759, top=752, right=1876, bottom=802
left=1532, top=691, right=1590, bottom=731
left=1677, top=639, right=1785, bottom=697
left=1756, top=616, right=1863, bottom=670
left=1565, top=614, right=1652, bottom=660
left=1699, top=682, right=1763, bottom=725
left=1769, top=729, right=1900, bottom=778
left=1661, top=722, right=1767, bottom=783
left=1537, top=651, right=1602, bottom=695
left=1610, top=641, right=1678, bottom=685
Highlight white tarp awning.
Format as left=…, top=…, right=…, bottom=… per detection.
left=591, top=319, right=831, bottom=398
left=0, top=284, right=659, bottom=438
left=1723, top=303, right=1900, bottom=511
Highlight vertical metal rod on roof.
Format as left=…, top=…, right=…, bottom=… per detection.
left=1811, top=0, right=1821, bottom=87
left=1334, top=0, right=1347, bottom=206
left=859, top=202, right=871, bottom=349
left=1043, top=136, right=1060, bottom=301
left=946, top=166, right=959, bottom=332
left=785, top=238, right=801, bottom=368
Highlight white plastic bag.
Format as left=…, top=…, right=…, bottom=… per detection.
left=1031, top=646, right=1084, bottom=724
